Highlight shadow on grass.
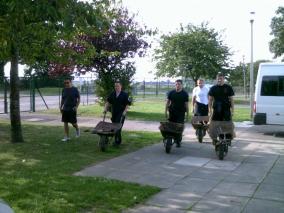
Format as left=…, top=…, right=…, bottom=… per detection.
left=0, top=123, right=161, bottom=213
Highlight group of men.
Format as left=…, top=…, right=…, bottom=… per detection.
left=165, top=72, right=235, bottom=145
left=60, top=72, right=234, bottom=145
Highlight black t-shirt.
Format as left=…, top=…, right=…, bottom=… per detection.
left=107, top=91, right=131, bottom=116
left=167, top=89, right=189, bottom=113
left=208, top=84, right=235, bottom=110
left=61, top=87, right=80, bottom=111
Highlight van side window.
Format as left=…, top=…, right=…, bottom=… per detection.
left=261, top=76, right=284, bottom=96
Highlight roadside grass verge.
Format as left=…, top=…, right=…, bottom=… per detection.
left=42, top=98, right=250, bottom=122
left=0, top=122, right=161, bottom=213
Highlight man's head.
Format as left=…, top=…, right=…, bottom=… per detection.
left=197, top=79, right=205, bottom=88
left=175, top=79, right=183, bottom=92
left=114, top=80, right=122, bottom=93
left=64, top=78, right=72, bottom=88
left=216, top=73, right=225, bottom=86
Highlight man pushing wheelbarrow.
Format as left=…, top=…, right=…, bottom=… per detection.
left=159, top=79, right=189, bottom=153
left=208, top=73, right=236, bottom=160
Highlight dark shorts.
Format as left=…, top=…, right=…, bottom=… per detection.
left=62, top=110, right=77, bottom=124
left=169, top=109, right=185, bottom=124
left=194, top=102, right=208, bottom=116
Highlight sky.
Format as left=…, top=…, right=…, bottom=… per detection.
left=121, top=0, right=284, bottom=81
left=4, top=0, right=283, bottom=81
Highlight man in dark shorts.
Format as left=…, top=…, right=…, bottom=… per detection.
left=60, top=78, right=80, bottom=142
left=165, top=79, right=189, bottom=147
left=208, top=72, right=235, bottom=143
left=104, top=81, right=131, bottom=146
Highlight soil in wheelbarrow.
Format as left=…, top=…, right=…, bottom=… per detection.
left=92, top=121, right=121, bottom=134
left=159, top=121, right=184, bottom=135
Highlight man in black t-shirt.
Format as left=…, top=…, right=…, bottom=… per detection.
left=165, top=79, right=189, bottom=147
left=166, top=79, right=189, bottom=123
left=208, top=73, right=235, bottom=121
left=208, top=73, right=235, bottom=143
left=60, top=78, right=80, bottom=142
left=104, top=81, right=131, bottom=145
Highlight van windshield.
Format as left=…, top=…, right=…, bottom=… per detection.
left=261, top=76, right=284, bottom=96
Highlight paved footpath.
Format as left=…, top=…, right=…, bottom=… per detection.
left=1, top=113, right=284, bottom=213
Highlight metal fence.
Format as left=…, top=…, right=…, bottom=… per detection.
left=0, top=77, right=249, bottom=114
left=0, top=76, right=96, bottom=114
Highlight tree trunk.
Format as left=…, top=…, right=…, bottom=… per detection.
left=10, top=44, right=24, bottom=143
left=0, top=61, right=5, bottom=82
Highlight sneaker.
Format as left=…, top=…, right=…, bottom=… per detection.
left=61, top=137, right=70, bottom=142
left=176, top=140, right=181, bottom=148
left=76, top=129, right=80, bottom=138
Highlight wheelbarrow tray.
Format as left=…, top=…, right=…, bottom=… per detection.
left=208, top=120, right=235, bottom=140
left=191, top=116, right=209, bottom=130
left=159, top=121, right=184, bottom=138
left=92, top=121, right=122, bottom=136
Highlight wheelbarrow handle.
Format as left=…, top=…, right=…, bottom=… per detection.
left=103, top=111, right=107, bottom=122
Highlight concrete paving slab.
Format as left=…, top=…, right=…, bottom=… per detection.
left=262, top=173, right=284, bottom=186
left=270, top=163, right=284, bottom=175
left=0, top=200, right=14, bottom=213
left=211, top=182, right=258, bottom=197
left=174, top=156, right=211, bottom=167
left=190, top=194, right=249, bottom=213
left=188, top=168, right=230, bottom=181
left=223, top=163, right=270, bottom=183
left=204, top=159, right=241, bottom=171
left=169, top=177, right=219, bottom=194
left=146, top=190, right=202, bottom=210
left=243, top=198, right=284, bottom=213
left=124, top=205, right=186, bottom=213
left=254, top=183, right=284, bottom=202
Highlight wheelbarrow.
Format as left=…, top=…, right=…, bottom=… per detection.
left=159, top=121, right=184, bottom=153
left=208, top=120, right=235, bottom=160
left=92, top=112, right=122, bottom=152
left=191, top=116, right=209, bottom=143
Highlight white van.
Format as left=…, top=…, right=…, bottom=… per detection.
left=253, top=63, right=284, bottom=125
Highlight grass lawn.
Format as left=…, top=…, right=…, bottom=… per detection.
left=0, top=122, right=161, bottom=213
left=43, top=98, right=251, bottom=122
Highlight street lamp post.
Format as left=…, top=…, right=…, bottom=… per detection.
left=249, top=12, right=255, bottom=119
left=242, top=55, right=246, bottom=98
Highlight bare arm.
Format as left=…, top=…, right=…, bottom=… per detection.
left=104, top=102, right=110, bottom=113
left=192, top=95, right=196, bottom=113
left=165, top=99, right=170, bottom=119
left=76, top=95, right=80, bottom=109
left=208, top=95, right=213, bottom=116
left=123, top=105, right=129, bottom=116
left=229, top=96, right=234, bottom=116
left=185, top=101, right=189, bottom=121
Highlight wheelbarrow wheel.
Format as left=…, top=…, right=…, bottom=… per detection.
left=165, top=138, right=172, bottom=154
left=216, top=143, right=225, bottom=160
left=99, top=135, right=108, bottom=152
left=196, top=128, right=203, bottom=143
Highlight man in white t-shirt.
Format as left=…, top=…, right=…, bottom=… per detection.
left=191, top=78, right=209, bottom=116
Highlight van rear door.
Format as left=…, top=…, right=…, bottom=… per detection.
left=259, top=75, right=284, bottom=125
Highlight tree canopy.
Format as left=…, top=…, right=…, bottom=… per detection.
left=269, top=6, right=284, bottom=61
left=153, top=23, right=232, bottom=83
left=0, top=0, right=113, bottom=143
left=48, top=5, right=154, bottom=102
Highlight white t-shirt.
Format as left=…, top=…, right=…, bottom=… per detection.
left=192, top=86, right=209, bottom=105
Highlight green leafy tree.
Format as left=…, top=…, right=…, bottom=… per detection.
left=48, top=6, right=153, bottom=103
left=269, top=6, right=284, bottom=60
left=154, top=23, right=232, bottom=83
left=0, top=0, right=111, bottom=143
